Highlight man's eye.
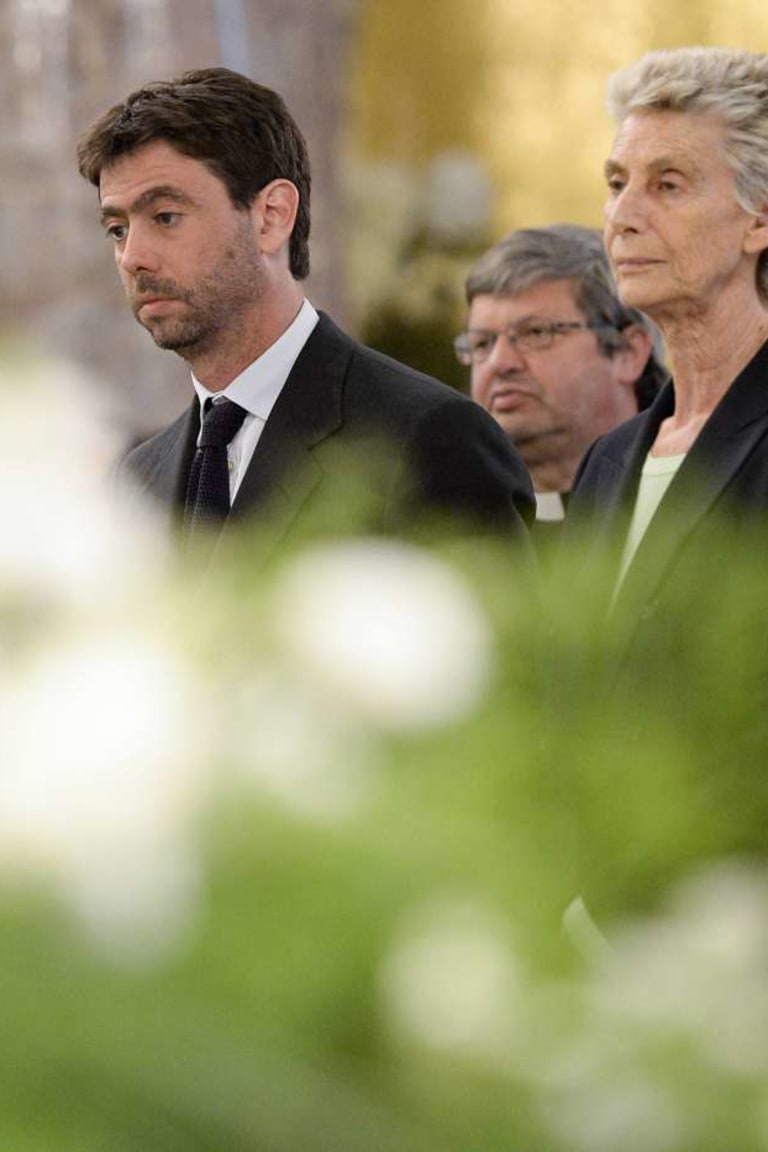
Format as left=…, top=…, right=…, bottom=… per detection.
left=155, top=212, right=180, bottom=226
left=606, top=176, right=625, bottom=194
left=472, top=334, right=496, bottom=353
left=521, top=325, right=550, bottom=339
left=105, top=223, right=127, bottom=242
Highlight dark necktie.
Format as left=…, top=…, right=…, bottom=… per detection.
left=183, top=397, right=248, bottom=539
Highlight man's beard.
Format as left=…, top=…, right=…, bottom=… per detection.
left=129, top=221, right=264, bottom=358
left=131, top=277, right=202, bottom=351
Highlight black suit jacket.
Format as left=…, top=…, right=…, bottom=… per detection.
left=121, top=312, right=535, bottom=557
left=567, top=336, right=768, bottom=652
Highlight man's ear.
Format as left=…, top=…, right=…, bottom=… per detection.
left=613, top=322, right=656, bottom=388
left=251, top=179, right=299, bottom=258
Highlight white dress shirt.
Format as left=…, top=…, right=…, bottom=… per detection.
left=191, top=298, right=319, bottom=501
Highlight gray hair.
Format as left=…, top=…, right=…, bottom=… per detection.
left=607, top=47, right=768, bottom=300
left=465, top=224, right=667, bottom=409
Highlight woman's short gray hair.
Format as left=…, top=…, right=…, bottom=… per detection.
left=608, top=47, right=768, bottom=299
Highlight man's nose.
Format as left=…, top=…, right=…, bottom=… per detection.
left=118, top=223, right=160, bottom=277
left=486, top=330, right=527, bottom=373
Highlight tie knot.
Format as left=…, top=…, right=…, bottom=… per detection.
left=199, top=398, right=248, bottom=449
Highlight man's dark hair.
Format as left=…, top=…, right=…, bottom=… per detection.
left=77, top=67, right=311, bottom=280
left=465, top=224, right=668, bottom=410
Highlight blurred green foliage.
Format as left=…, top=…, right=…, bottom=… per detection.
left=2, top=497, right=768, bottom=1150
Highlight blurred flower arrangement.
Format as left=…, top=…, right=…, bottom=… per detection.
left=2, top=348, right=768, bottom=1150
left=347, top=152, right=494, bottom=392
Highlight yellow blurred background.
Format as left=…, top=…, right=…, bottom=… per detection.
left=345, top=0, right=768, bottom=384
left=351, top=0, right=768, bottom=228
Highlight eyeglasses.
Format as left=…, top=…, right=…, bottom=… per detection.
left=453, top=320, right=614, bottom=365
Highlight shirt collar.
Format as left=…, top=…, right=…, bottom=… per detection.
left=534, top=491, right=567, bottom=522
left=191, top=298, right=319, bottom=420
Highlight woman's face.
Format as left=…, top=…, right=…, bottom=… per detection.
left=603, top=108, right=768, bottom=322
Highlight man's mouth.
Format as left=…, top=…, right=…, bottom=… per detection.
left=489, top=386, right=536, bottom=413
left=133, top=295, right=180, bottom=317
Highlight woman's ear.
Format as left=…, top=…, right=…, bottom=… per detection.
left=743, top=205, right=768, bottom=256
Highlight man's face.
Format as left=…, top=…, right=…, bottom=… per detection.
left=468, top=278, right=628, bottom=453
left=604, top=109, right=762, bottom=320
left=98, top=140, right=265, bottom=359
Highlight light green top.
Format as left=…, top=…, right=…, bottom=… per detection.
left=615, top=451, right=686, bottom=592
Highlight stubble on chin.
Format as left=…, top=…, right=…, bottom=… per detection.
left=132, top=218, right=265, bottom=358
left=145, top=314, right=205, bottom=354
left=132, top=282, right=213, bottom=355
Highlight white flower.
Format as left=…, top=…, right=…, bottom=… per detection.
left=224, top=668, right=379, bottom=822
left=597, top=861, right=768, bottom=1077
left=540, top=1075, right=684, bottom=1152
left=271, top=539, right=493, bottom=730
left=0, top=627, right=207, bottom=963
left=0, top=352, right=169, bottom=606
left=380, top=897, right=523, bottom=1060
left=530, top=862, right=768, bottom=1149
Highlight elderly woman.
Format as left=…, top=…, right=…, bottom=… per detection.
left=569, top=47, right=768, bottom=634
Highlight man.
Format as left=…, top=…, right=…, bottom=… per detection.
left=77, top=68, right=534, bottom=560
left=455, top=225, right=665, bottom=531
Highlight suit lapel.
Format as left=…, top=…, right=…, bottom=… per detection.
left=616, top=338, right=768, bottom=615
left=226, top=313, right=350, bottom=549
left=129, top=404, right=199, bottom=526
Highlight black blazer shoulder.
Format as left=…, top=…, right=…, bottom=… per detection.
left=570, top=335, right=768, bottom=533
left=565, top=337, right=768, bottom=640
left=122, top=310, right=535, bottom=544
